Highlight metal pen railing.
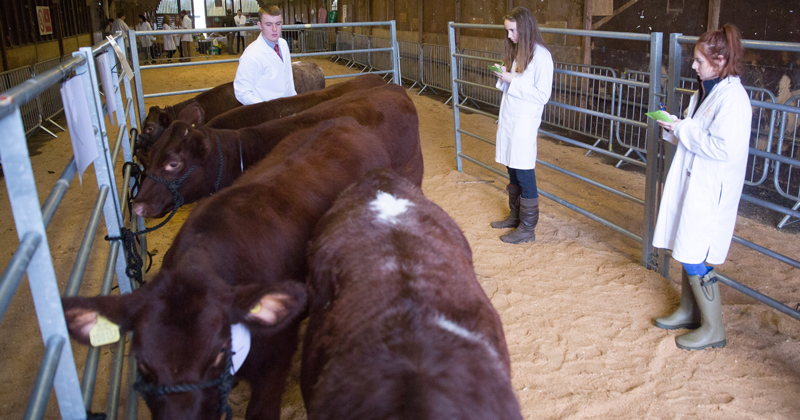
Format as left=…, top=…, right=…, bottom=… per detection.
left=0, top=32, right=144, bottom=419
left=449, top=23, right=664, bottom=270
left=130, top=21, right=402, bottom=124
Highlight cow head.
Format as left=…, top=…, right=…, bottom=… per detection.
left=132, top=114, right=215, bottom=219
left=62, top=274, right=307, bottom=420
left=135, top=106, right=174, bottom=168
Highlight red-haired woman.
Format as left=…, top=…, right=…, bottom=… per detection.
left=654, top=24, right=751, bottom=351
left=490, top=7, right=553, bottom=244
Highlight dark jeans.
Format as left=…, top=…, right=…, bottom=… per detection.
left=508, top=167, right=539, bottom=199
left=236, top=34, right=245, bottom=52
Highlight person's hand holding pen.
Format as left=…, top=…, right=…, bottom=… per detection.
left=656, top=102, right=682, bottom=132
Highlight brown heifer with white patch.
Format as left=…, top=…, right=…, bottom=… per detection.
left=302, top=169, right=523, bottom=420
left=62, top=116, right=423, bottom=420
left=135, top=61, right=326, bottom=164
left=132, top=78, right=397, bottom=219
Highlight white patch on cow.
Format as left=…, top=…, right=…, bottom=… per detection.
left=370, top=191, right=413, bottom=225
left=434, top=314, right=498, bottom=360
left=383, top=257, right=398, bottom=272
left=230, top=323, right=251, bottom=374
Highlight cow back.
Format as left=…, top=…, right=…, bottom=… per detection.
left=301, top=169, right=522, bottom=420
left=206, top=73, right=386, bottom=130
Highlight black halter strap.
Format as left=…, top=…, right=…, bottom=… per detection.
left=136, top=135, right=224, bottom=234
left=105, top=137, right=224, bottom=286
left=134, top=349, right=234, bottom=420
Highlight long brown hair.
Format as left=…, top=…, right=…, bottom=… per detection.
left=502, top=7, right=548, bottom=73
left=695, top=23, right=744, bottom=79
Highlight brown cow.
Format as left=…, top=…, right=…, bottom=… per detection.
left=62, top=115, right=423, bottom=420
left=301, top=169, right=523, bottom=420
left=135, top=61, right=327, bottom=163
left=132, top=79, right=404, bottom=219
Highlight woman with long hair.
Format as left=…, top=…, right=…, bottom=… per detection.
left=162, top=15, right=177, bottom=62
left=490, top=7, right=553, bottom=244
left=136, top=14, right=153, bottom=64
left=653, top=24, right=751, bottom=351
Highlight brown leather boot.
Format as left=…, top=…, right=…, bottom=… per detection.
left=491, top=184, right=522, bottom=229
left=500, top=197, right=539, bottom=244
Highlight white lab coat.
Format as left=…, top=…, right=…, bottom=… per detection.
left=110, top=18, right=130, bottom=36
left=234, top=14, right=247, bottom=37
left=162, top=23, right=176, bottom=51
left=234, top=37, right=296, bottom=105
left=653, top=76, right=752, bottom=265
left=495, top=45, right=553, bottom=169
left=181, top=15, right=193, bottom=42
left=136, top=22, right=153, bottom=47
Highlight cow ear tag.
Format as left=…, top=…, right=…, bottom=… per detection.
left=89, top=315, right=121, bottom=347
left=250, top=303, right=261, bottom=314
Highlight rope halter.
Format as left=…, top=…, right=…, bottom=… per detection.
left=134, top=349, right=234, bottom=420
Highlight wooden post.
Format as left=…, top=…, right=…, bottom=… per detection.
left=707, top=0, right=720, bottom=31
left=507, top=0, right=513, bottom=12
left=581, top=0, right=592, bottom=129
left=583, top=0, right=591, bottom=66
left=388, top=0, right=394, bottom=21
left=454, top=0, right=460, bottom=48
left=53, top=0, right=65, bottom=57
left=0, top=2, right=8, bottom=70
left=418, top=0, right=422, bottom=44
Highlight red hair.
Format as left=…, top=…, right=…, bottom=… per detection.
left=695, top=23, right=744, bottom=79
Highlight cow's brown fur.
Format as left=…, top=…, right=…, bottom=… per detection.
left=132, top=79, right=408, bottom=219
left=63, top=115, right=423, bottom=420
left=301, top=169, right=522, bottom=420
left=135, top=61, right=327, bottom=164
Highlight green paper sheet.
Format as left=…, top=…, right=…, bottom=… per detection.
left=488, top=62, right=504, bottom=73
left=645, top=110, right=675, bottom=123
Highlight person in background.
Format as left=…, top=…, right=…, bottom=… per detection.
left=110, top=11, right=130, bottom=37
left=233, top=4, right=296, bottom=105
left=136, top=15, right=153, bottom=64
left=224, top=9, right=237, bottom=55
left=162, top=15, right=177, bottom=63
left=490, top=6, right=553, bottom=244
left=234, top=9, right=248, bottom=53
left=653, top=24, right=751, bottom=351
left=172, top=14, right=182, bottom=58
left=103, top=18, right=114, bottom=38
left=180, top=10, right=193, bottom=62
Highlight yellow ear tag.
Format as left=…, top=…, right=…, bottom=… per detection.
left=250, top=303, right=261, bottom=314
left=89, top=315, right=121, bottom=347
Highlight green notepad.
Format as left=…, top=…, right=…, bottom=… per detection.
left=488, top=62, right=504, bottom=73
left=645, top=110, right=675, bottom=123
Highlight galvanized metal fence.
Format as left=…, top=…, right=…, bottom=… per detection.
left=130, top=22, right=402, bottom=119
left=33, top=57, right=67, bottom=136
left=420, top=43, right=453, bottom=101
left=449, top=23, right=662, bottom=270
left=0, top=32, right=143, bottom=419
left=0, top=66, right=42, bottom=136
left=660, top=33, right=800, bottom=320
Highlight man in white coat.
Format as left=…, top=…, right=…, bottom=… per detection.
left=180, top=10, right=193, bottom=62
left=234, top=9, right=248, bottom=53
left=233, top=4, right=296, bottom=105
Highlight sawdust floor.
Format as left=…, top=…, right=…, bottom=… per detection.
left=1, top=54, right=800, bottom=419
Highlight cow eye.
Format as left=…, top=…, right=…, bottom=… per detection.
left=144, top=126, right=153, bottom=134
left=213, top=348, right=227, bottom=367
left=165, top=161, right=181, bottom=172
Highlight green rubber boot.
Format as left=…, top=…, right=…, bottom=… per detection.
left=675, top=269, right=727, bottom=351
left=500, top=197, right=539, bottom=244
left=655, top=268, right=701, bottom=330
left=491, top=184, right=522, bottom=229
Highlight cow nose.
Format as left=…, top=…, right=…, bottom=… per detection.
left=132, top=203, right=146, bottom=217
